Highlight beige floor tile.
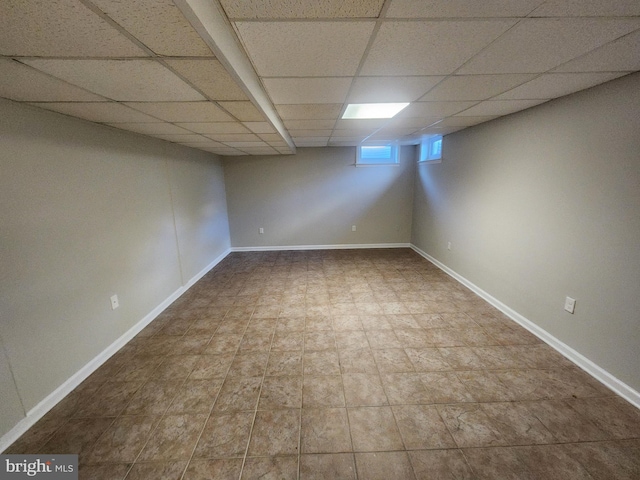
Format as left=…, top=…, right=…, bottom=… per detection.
left=193, top=412, right=253, bottom=459
left=78, top=463, right=130, bottom=480
left=241, top=456, right=298, bottom=480
left=301, top=408, right=352, bottom=453
left=227, top=352, right=269, bottom=377
left=437, top=404, right=504, bottom=448
left=40, top=417, right=115, bottom=459
left=300, top=453, right=356, bottom=480
left=8, top=249, right=639, bottom=478
left=166, top=379, right=223, bottom=414
left=125, top=461, right=187, bottom=480
left=409, top=449, right=474, bottom=480
left=258, top=375, right=302, bottom=409
left=525, top=399, right=609, bottom=442
left=343, top=373, right=388, bottom=407
left=303, top=375, right=345, bottom=408
left=183, top=458, right=243, bottom=480
left=247, top=409, right=300, bottom=456
left=348, top=406, right=404, bottom=452
left=462, top=447, right=532, bottom=479
left=303, top=350, right=341, bottom=376
left=123, top=380, right=183, bottom=415
left=355, top=452, right=416, bottom=480
left=213, top=377, right=262, bottom=413
left=266, top=351, right=303, bottom=376
left=304, top=331, right=336, bottom=351
left=392, top=405, right=456, bottom=450
left=85, top=416, right=159, bottom=464
left=137, top=414, right=207, bottom=461
left=338, top=348, right=379, bottom=374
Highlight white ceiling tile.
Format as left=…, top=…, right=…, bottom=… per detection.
left=456, top=99, right=547, bottom=116
left=243, top=122, right=276, bottom=134
left=329, top=141, right=359, bottom=146
left=331, top=128, right=379, bottom=137
left=283, top=119, right=337, bottom=130
left=275, top=147, right=295, bottom=154
left=0, top=0, right=146, bottom=57
left=384, top=117, right=443, bottom=129
left=224, top=141, right=269, bottom=147
left=347, top=76, right=445, bottom=103
left=361, top=20, right=516, bottom=75
left=386, top=0, right=544, bottom=18
left=275, top=103, right=343, bottom=120
left=371, top=127, right=419, bottom=136
left=164, top=59, right=249, bottom=101
left=29, top=102, right=159, bottom=123
left=396, top=101, right=478, bottom=118
left=237, top=146, right=279, bottom=155
left=207, top=148, right=246, bottom=155
left=23, top=60, right=205, bottom=102
left=288, top=130, right=334, bottom=137
left=125, top=102, right=234, bottom=122
left=179, top=140, right=226, bottom=148
left=419, top=74, right=537, bottom=101
left=175, top=122, right=250, bottom=134
left=458, top=18, right=640, bottom=74
left=554, top=30, right=640, bottom=73
left=494, top=72, right=627, bottom=100
left=435, top=116, right=499, bottom=127
left=421, top=125, right=466, bottom=135
left=236, top=21, right=374, bottom=77
left=257, top=133, right=286, bottom=142
left=218, top=101, right=266, bottom=121
left=0, top=59, right=106, bottom=102
left=205, top=133, right=262, bottom=142
left=530, top=0, right=640, bottom=17
left=334, top=118, right=389, bottom=130
left=220, top=0, right=384, bottom=19
left=293, top=138, right=329, bottom=147
left=107, top=122, right=193, bottom=135
left=90, top=0, right=212, bottom=56
left=264, top=77, right=352, bottom=104
left=151, top=134, right=214, bottom=143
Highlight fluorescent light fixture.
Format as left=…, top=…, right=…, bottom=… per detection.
left=342, top=103, right=410, bottom=119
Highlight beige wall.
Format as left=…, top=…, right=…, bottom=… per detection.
left=224, top=147, right=415, bottom=248
left=0, top=98, right=230, bottom=437
left=412, top=72, right=640, bottom=392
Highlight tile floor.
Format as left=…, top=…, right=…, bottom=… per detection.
left=6, top=249, right=640, bottom=479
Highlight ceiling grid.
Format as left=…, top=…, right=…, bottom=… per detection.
left=0, top=0, right=637, bottom=155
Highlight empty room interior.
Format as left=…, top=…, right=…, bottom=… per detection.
left=1, top=0, right=640, bottom=478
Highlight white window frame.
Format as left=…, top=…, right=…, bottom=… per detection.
left=356, top=143, right=400, bottom=167
left=418, top=135, right=443, bottom=163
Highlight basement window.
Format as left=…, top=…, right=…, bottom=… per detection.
left=356, top=144, right=399, bottom=166
left=419, top=135, right=443, bottom=163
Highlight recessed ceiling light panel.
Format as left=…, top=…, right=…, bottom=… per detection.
left=342, top=102, right=410, bottom=119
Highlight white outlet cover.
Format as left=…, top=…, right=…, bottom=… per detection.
left=564, top=296, right=576, bottom=314
left=110, top=294, right=119, bottom=310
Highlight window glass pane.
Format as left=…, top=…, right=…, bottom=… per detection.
left=432, top=138, right=442, bottom=157
left=361, top=145, right=392, bottom=160
left=357, top=144, right=398, bottom=165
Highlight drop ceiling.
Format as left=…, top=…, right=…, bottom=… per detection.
left=1, top=0, right=638, bottom=156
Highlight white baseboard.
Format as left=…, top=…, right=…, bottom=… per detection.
left=0, top=248, right=231, bottom=453
left=231, top=243, right=410, bottom=252
left=410, top=244, right=640, bottom=410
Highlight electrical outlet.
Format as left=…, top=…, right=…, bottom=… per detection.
left=447, top=241, right=451, bottom=250
left=110, top=294, right=119, bottom=310
left=564, top=296, right=576, bottom=314
left=259, top=227, right=264, bottom=234
left=352, top=225, right=357, bottom=232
